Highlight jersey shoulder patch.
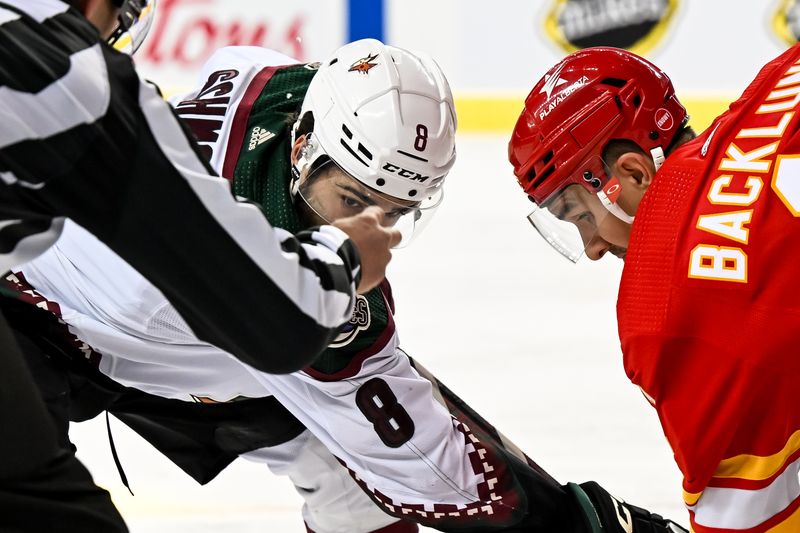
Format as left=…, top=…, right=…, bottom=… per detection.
left=305, top=286, right=394, bottom=380
left=329, top=294, right=371, bottom=348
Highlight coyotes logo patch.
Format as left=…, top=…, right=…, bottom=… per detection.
left=348, top=53, right=379, bottom=75
left=330, top=295, right=371, bottom=348
left=544, top=0, right=679, bottom=56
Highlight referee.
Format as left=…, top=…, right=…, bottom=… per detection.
left=0, top=0, right=399, bottom=530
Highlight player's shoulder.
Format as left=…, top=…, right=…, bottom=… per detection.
left=183, top=46, right=303, bottom=105
left=198, top=46, right=301, bottom=77
left=304, top=283, right=396, bottom=381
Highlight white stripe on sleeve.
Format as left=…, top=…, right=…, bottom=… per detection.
left=0, top=7, right=19, bottom=25
left=690, top=458, right=800, bottom=529
left=0, top=45, right=110, bottom=149
left=0, top=0, right=68, bottom=24
left=0, top=217, right=64, bottom=270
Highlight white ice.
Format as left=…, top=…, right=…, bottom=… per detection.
left=70, top=133, right=685, bottom=532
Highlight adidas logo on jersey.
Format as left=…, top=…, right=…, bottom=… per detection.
left=248, top=127, right=275, bottom=151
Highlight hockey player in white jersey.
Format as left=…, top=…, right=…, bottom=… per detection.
left=4, top=40, right=688, bottom=533
left=0, top=1, right=404, bottom=531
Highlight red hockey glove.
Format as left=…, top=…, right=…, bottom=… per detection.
left=568, top=481, right=688, bottom=533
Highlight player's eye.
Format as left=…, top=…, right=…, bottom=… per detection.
left=571, top=210, right=595, bottom=227
left=342, top=195, right=366, bottom=211
left=386, top=207, right=412, bottom=220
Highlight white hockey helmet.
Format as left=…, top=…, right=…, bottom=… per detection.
left=292, top=39, right=457, bottom=246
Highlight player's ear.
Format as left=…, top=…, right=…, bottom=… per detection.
left=290, top=135, right=307, bottom=165
left=614, top=151, right=655, bottom=192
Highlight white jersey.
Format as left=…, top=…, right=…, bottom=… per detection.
left=14, top=46, right=501, bottom=521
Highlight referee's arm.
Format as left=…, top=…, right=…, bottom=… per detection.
left=0, top=1, right=358, bottom=373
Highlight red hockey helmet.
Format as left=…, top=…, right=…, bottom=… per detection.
left=508, top=47, right=687, bottom=261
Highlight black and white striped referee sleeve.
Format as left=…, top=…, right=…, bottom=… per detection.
left=0, top=0, right=360, bottom=373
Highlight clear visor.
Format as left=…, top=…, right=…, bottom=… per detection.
left=297, top=158, right=443, bottom=248
left=108, top=0, right=157, bottom=55
left=527, top=157, right=630, bottom=262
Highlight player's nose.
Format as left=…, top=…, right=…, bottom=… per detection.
left=584, top=237, right=610, bottom=261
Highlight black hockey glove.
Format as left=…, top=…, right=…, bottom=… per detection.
left=567, top=481, right=688, bottom=533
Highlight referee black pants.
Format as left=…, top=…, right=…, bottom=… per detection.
left=0, top=312, right=127, bottom=533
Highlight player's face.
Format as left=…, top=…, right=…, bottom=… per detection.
left=297, top=164, right=419, bottom=228
left=544, top=184, right=631, bottom=261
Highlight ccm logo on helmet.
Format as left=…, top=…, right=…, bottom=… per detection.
left=382, top=163, right=429, bottom=182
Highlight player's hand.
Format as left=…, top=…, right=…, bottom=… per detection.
left=332, top=206, right=401, bottom=294
left=568, top=481, right=688, bottom=533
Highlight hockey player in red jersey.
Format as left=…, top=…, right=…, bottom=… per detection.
left=509, top=44, right=800, bottom=532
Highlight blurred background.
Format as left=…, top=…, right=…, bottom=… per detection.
left=135, top=0, right=800, bottom=132
left=71, top=1, right=800, bottom=531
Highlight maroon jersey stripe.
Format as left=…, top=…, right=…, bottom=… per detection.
left=220, top=66, right=281, bottom=180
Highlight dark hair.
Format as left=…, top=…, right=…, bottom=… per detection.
left=288, top=110, right=315, bottom=137
left=602, top=125, right=697, bottom=170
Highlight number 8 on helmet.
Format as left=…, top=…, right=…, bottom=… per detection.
left=291, top=38, right=457, bottom=248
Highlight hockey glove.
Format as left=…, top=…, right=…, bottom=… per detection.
left=568, top=481, right=688, bottom=533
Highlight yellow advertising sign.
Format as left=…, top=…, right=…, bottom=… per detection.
left=545, top=0, right=679, bottom=56
left=773, top=0, right=800, bottom=46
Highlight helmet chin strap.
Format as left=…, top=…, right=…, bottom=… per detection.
left=289, top=132, right=317, bottom=199
left=597, top=190, right=635, bottom=224
left=596, top=145, right=665, bottom=225
left=289, top=120, right=302, bottom=199
left=650, top=146, right=666, bottom=172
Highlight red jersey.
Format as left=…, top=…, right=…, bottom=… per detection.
left=619, top=44, right=800, bottom=533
